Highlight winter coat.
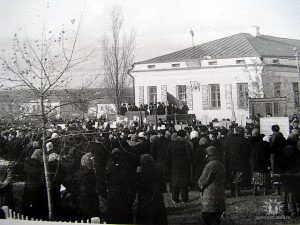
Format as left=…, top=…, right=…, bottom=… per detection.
left=269, top=132, right=286, bottom=173
left=193, top=144, right=209, bottom=186
left=225, top=134, right=249, bottom=171
left=166, top=138, right=192, bottom=188
left=136, top=167, right=168, bottom=225
left=249, top=136, right=271, bottom=173
left=72, top=167, right=99, bottom=220
left=22, top=158, right=48, bottom=219
left=198, top=157, right=226, bottom=212
left=105, top=162, right=133, bottom=224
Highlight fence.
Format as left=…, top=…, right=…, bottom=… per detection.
left=1, top=206, right=105, bottom=224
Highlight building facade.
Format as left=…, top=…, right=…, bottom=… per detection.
left=130, top=32, right=300, bottom=123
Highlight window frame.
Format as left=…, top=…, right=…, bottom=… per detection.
left=273, top=82, right=281, bottom=97
left=177, top=85, right=187, bottom=105
left=148, top=86, right=157, bottom=103
left=209, top=84, right=221, bottom=109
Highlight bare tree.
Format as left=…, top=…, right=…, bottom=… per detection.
left=101, top=7, right=135, bottom=114
left=0, top=10, right=96, bottom=220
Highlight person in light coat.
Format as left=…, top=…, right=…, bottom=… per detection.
left=198, top=146, right=226, bottom=225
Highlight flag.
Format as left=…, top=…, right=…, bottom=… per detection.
left=190, top=29, right=194, bottom=37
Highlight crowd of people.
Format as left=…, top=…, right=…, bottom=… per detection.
left=0, top=116, right=300, bottom=224
left=120, top=102, right=189, bottom=115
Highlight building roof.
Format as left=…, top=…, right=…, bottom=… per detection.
left=136, top=33, right=300, bottom=64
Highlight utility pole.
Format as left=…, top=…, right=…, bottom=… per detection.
left=190, top=29, right=201, bottom=67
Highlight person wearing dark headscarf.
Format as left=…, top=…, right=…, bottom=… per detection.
left=166, top=130, right=192, bottom=203
left=105, top=148, right=133, bottom=224
left=198, top=146, right=226, bottom=225
left=72, top=152, right=99, bottom=220
left=136, top=154, right=168, bottom=225
left=22, top=149, right=48, bottom=219
left=249, top=128, right=271, bottom=196
left=225, top=126, right=249, bottom=197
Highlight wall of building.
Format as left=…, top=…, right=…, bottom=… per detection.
left=132, top=57, right=300, bottom=123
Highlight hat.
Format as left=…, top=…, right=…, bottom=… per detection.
left=31, top=149, right=43, bottom=161
left=46, top=142, right=53, bottom=151
left=205, top=146, right=218, bottom=156
left=138, top=132, right=145, bottom=138
left=177, top=130, right=187, bottom=138
left=190, top=130, right=199, bottom=139
left=49, top=153, right=59, bottom=162
left=51, top=133, right=59, bottom=139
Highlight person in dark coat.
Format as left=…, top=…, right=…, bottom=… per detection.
left=72, top=152, right=99, bottom=220
left=249, top=128, right=271, bottom=195
left=193, top=137, right=209, bottom=189
left=105, top=148, right=133, bottom=224
left=136, top=154, right=168, bottom=225
left=22, top=149, right=48, bottom=219
left=225, top=126, right=249, bottom=197
left=198, top=146, right=226, bottom=225
left=269, top=124, right=286, bottom=195
left=0, top=156, right=14, bottom=210
left=151, top=130, right=171, bottom=192
left=166, top=130, right=192, bottom=202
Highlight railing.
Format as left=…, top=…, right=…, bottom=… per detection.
left=1, top=206, right=105, bottom=224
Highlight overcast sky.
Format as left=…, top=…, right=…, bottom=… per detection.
left=1, top=0, right=300, bottom=62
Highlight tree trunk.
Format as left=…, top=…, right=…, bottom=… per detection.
left=41, top=98, right=54, bottom=220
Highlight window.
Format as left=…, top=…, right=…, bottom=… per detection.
left=209, top=84, right=221, bottom=108
left=272, top=59, right=279, bottom=64
left=236, top=60, right=245, bottom=64
left=148, top=86, right=157, bottom=103
left=177, top=85, right=187, bottom=104
left=172, top=63, right=180, bottom=68
left=147, top=65, right=155, bottom=69
left=273, top=82, right=281, bottom=97
left=293, top=82, right=300, bottom=108
left=265, top=103, right=272, bottom=116
left=237, top=83, right=249, bottom=109
left=208, top=61, right=217, bottom=65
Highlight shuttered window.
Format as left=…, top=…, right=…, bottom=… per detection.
left=161, top=85, right=167, bottom=103
left=138, top=86, right=144, bottom=106
left=202, top=85, right=209, bottom=110
left=225, top=84, right=233, bottom=109
left=186, top=85, right=193, bottom=110
left=237, top=83, right=249, bottom=109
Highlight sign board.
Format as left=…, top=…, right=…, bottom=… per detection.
left=260, top=117, right=289, bottom=139
left=174, top=124, right=188, bottom=131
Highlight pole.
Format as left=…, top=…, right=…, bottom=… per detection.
left=294, top=47, right=300, bottom=82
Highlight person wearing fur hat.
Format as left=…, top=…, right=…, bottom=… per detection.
left=166, top=130, right=192, bottom=203
left=72, top=152, right=99, bottom=220
left=198, top=146, right=226, bottom=225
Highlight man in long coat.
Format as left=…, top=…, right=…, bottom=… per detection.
left=166, top=130, right=192, bottom=203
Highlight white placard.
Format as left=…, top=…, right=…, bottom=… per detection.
left=260, top=117, right=289, bottom=138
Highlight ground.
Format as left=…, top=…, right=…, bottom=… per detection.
left=165, top=190, right=300, bottom=225
left=12, top=183, right=300, bottom=224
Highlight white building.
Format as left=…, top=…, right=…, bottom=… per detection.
left=130, top=32, right=300, bottom=123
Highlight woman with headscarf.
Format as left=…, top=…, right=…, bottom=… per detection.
left=136, top=154, right=168, bottom=225
left=22, top=149, right=48, bottom=219
left=72, top=152, right=99, bottom=220
left=105, top=148, right=133, bottom=224
left=198, top=146, right=226, bottom=225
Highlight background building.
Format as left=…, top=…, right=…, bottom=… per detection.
left=130, top=31, right=300, bottom=123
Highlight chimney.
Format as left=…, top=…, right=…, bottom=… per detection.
left=251, top=26, right=261, bottom=37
